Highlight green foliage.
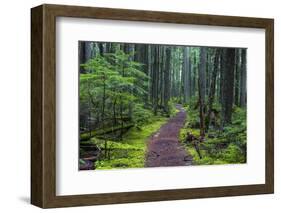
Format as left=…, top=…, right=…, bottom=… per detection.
left=222, top=144, right=245, bottom=163
left=168, top=100, right=179, bottom=117
left=80, top=123, right=134, bottom=141
left=93, top=116, right=167, bottom=169
left=132, top=104, right=154, bottom=128
left=79, top=42, right=247, bottom=169
left=80, top=50, right=150, bottom=136
left=180, top=102, right=246, bottom=165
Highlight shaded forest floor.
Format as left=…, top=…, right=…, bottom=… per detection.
left=80, top=102, right=246, bottom=170
left=146, top=104, right=193, bottom=167
left=90, top=104, right=188, bottom=170
left=179, top=99, right=247, bottom=165
left=93, top=116, right=168, bottom=169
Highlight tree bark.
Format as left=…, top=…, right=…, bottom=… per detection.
left=222, top=48, right=235, bottom=125
left=164, top=47, right=171, bottom=112
left=99, top=43, right=104, bottom=56
left=240, top=49, right=247, bottom=107
left=79, top=41, right=92, bottom=73
left=206, top=49, right=220, bottom=131
left=198, top=47, right=207, bottom=136
left=182, top=47, right=190, bottom=103
left=151, top=45, right=160, bottom=114
left=234, top=49, right=240, bottom=106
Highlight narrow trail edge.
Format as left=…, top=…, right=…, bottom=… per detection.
left=145, top=104, right=193, bottom=167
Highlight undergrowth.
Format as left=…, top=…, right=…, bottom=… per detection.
left=91, top=115, right=168, bottom=169
left=180, top=99, right=247, bottom=165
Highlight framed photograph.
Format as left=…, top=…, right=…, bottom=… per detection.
left=31, top=4, right=274, bottom=208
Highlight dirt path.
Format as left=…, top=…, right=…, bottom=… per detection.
left=145, top=104, right=193, bottom=167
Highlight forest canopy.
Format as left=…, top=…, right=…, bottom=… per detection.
left=79, top=41, right=247, bottom=170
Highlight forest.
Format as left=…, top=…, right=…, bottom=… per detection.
left=79, top=41, right=247, bottom=170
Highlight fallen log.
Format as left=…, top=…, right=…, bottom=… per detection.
left=80, top=123, right=134, bottom=141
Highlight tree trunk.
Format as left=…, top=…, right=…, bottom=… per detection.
left=79, top=41, right=92, bottom=73
left=222, top=48, right=235, bottom=125
left=159, top=46, right=165, bottom=107
left=234, top=49, right=240, bottom=106
left=206, top=49, right=220, bottom=131
left=164, top=47, right=171, bottom=113
left=191, top=49, right=197, bottom=97
left=198, top=47, right=207, bottom=136
left=99, top=43, right=104, bottom=56
left=219, top=51, right=224, bottom=104
left=152, top=45, right=160, bottom=114
left=240, top=49, right=247, bottom=107
left=182, top=47, right=190, bottom=103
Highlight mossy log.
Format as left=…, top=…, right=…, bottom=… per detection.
left=80, top=123, right=134, bottom=141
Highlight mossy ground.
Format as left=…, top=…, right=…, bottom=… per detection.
left=81, top=101, right=246, bottom=169
left=179, top=101, right=247, bottom=165
left=91, top=115, right=168, bottom=170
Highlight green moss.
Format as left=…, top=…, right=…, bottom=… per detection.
left=80, top=123, right=134, bottom=141
left=222, top=144, right=246, bottom=163
left=95, top=116, right=167, bottom=170
left=180, top=103, right=246, bottom=166
left=169, top=100, right=180, bottom=117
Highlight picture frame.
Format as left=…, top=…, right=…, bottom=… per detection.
left=31, top=4, right=274, bottom=208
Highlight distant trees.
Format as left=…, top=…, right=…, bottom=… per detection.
left=79, top=41, right=247, bottom=139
